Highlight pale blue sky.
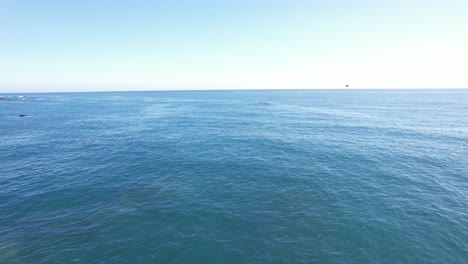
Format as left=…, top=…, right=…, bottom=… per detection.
left=1, top=0, right=467, bottom=92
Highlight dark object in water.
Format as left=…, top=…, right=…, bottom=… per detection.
left=19, top=114, right=28, bottom=117
left=258, top=102, right=270, bottom=105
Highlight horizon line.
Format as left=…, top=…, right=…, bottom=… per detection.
left=1, top=87, right=467, bottom=94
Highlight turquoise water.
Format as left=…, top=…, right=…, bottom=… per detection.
left=1, top=90, right=467, bottom=263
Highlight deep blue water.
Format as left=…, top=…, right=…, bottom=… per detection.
left=1, top=89, right=467, bottom=263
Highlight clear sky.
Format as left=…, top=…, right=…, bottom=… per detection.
left=1, top=0, right=467, bottom=92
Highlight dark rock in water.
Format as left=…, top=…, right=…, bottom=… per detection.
left=19, top=114, right=28, bottom=117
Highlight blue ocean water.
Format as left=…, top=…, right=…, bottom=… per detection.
left=1, top=89, right=467, bottom=263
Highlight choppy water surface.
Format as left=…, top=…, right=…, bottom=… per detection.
left=1, top=90, right=467, bottom=263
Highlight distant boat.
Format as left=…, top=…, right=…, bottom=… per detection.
left=258, top=102, right=270, bottom=105
left=346, top=85, right=349, bottom=88
left=19, top=114, right=28, bottom=117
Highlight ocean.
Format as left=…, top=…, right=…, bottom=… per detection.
left=1, top=89, right=467, bottom=263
